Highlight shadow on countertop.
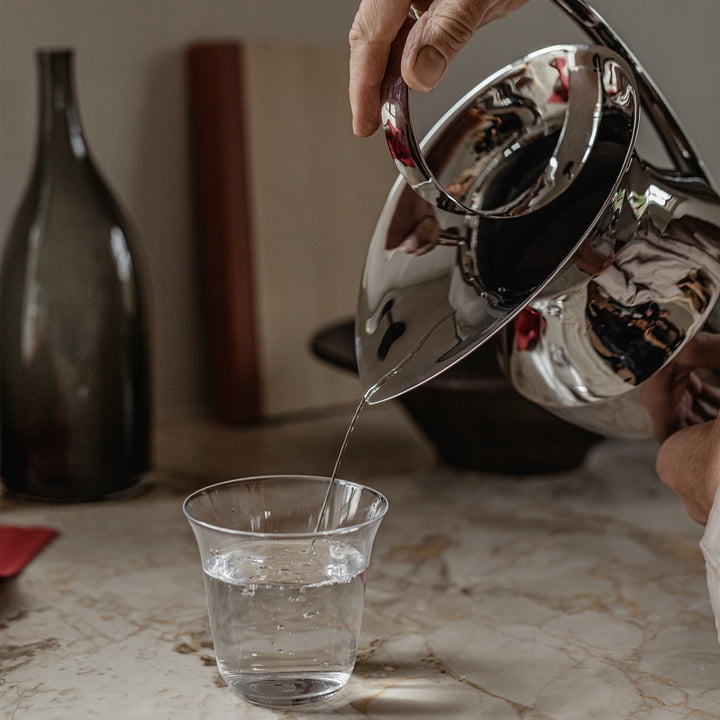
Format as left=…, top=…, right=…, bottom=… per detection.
left=311, top=319, right=601, bottom=475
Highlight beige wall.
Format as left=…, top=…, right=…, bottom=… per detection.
left=244, top=42, right=395, bottom=415
left=1, top=0, right=717, bottom=421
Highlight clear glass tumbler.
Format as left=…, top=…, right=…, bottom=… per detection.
left=183, top=475, right=388, bottom=707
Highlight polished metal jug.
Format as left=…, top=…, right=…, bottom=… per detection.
left=356, top=0, right=720, bottom=438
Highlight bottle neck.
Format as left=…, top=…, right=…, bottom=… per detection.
left=36, top=50, right=88, bottom=160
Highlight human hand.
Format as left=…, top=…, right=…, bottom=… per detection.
left=639, top=332, right=720, bottom=442
left=349, top=0, right=531, bottom=137
left=642, top=332, right=720, bottom=524
left=655, top=415, right=720, bottom=525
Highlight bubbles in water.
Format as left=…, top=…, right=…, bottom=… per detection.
left=205, top=539, right=368, bottom=704
left=330, top=544, right=345, bottom=560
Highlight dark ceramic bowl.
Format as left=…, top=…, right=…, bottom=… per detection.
left=311, top=319, right=600, bottom=474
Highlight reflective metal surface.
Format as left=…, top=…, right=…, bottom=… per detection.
left=356, top=1, right=720, bottom=437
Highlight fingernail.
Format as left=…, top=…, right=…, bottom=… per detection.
left=411, top=46, right=447, bottom=91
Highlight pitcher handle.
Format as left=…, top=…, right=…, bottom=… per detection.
left=380, top=0, right=715, bottom=206
left=553, top=0, right=713, bottom=186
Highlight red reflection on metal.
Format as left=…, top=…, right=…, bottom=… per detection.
left=384, top=120, right=415, bottom=167
left=548, top=57, right=570, bottom=103
left=515, top=307, right=546, bottom=351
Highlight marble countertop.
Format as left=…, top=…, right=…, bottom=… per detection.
left=2, top=403, right=719, bottom=719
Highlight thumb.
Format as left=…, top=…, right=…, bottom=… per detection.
left=401, top=0, right=522, bottom=91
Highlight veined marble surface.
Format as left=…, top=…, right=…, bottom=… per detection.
left=1, top=404, right=719, bottom=719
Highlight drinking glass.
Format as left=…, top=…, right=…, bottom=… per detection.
left=183, top=475, right=388, bottom=707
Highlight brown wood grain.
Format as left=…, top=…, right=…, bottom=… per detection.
left=186, top=41, right=262, bottom=422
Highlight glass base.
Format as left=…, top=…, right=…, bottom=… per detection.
left=224, top=670, right=350, bottom=707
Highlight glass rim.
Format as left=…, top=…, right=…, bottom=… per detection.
left=182, top=474, right=389, bottom=538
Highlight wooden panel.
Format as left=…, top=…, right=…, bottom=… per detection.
left=186, top=41, right=262, bottom=422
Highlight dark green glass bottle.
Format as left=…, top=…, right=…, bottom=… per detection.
left=0, top=49, right=151, bottom=501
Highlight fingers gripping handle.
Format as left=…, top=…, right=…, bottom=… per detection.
left=380, top=0, right=713, bottom=215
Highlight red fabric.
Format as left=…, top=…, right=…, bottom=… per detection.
left=0, top=526, right=58, bottom=578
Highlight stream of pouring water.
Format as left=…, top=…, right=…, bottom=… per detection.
left=313, top=312, right=453, bottom=535
left=312, top=388, right=372, bottom=534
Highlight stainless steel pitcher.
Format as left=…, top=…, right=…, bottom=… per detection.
left=356, top=0, right=720, bottom=438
